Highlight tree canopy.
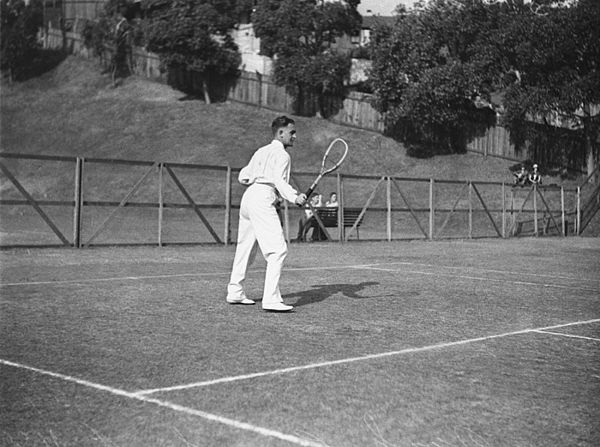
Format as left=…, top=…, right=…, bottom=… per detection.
left=145, top=0, right=242, bottom=103
left=1, top=0, right=43, bottom=81
left=369, top=0, right=599, bottom=174
left=252, top=0, right=361, bottom=116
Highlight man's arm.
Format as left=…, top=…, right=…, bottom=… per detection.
left=272, top=153, right=306, bottom=205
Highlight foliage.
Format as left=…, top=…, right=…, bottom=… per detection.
left=144, top=0, right=241, bottom=103
left=252, top=0, right=361, bottom=116
left=499, top=0, right=600, bottom=176
left=369, top=0, right=600, bottom=173
left=1, top=0, right=43, bottom=81
left=82, top=0, right=144, bottom=57
left=369, top=0, right=500, bottom=156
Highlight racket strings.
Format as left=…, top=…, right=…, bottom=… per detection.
left=322, top=142, right=348, bottom=173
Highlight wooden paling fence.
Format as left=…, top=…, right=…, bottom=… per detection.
left=40, top=25, right=592, bottom=171
left=0, top=153, right=585, bottom=248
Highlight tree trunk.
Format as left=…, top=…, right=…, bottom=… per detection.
left=584, top=118, right=597, bottom=183
left=202, top=77, right=211, bottom=104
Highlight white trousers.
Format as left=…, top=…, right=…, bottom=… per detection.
left=227, top=184, right=288, bottom=304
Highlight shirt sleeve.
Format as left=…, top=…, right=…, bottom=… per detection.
left=271, top=151, right=299, bottom=203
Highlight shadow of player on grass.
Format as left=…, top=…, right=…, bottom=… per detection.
left=283, top=281, right=380, bottom=307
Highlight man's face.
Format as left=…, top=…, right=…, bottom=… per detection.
left=278, top=124, right=297, bottom=148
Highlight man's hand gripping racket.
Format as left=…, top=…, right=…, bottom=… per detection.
left=300, top=138, right=348, bottom=205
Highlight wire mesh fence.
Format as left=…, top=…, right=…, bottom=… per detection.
left=0, top=153, right=584, bottom=248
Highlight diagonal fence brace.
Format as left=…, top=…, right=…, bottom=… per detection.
left=0, top=162, right=70, bottom=245
left=471, top=183, right=502, bottom=237
left=164, top=165, right=223, bottom=244
left=390, top=178, right=428, bottom=238
left=345, top=177, right=385, bottom=241
left=84, top=162, right=158, bottom=246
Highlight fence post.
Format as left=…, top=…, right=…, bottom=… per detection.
left=510, top=188, right=515, bottom=236
left=429, top=178, right=434, bottom=240
left=386, top=176, right=392, bottom=241
left=158, top=163, right=163, bottom=247
left=338, top=174, right=344, bottom=243
left=468, top=181, right=473, bottom=239
left=576, top=186, right=581, bottom=235
left=501, top=182, right=506, bottom=238
left=561, top=186, right=565, bottom=236
left=73, top=157, right=84, bottom=248
left=224, top=166, right=232, bottom=245
left=533, top=184, right=538, bottom=236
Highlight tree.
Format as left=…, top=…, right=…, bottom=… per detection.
left=1, top=0, right=43, bottom=82
left=369, top=0, right=600, bottom=174
left=145, top=0, right=242, bottom=103
left=252, top=0, right=361, bottom=116
left=368, top=0, right=499, bottom=155
left=499, top=0, right=600, bottom=178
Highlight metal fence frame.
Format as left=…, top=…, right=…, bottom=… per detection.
left=1, top=153, right=586, bottom=248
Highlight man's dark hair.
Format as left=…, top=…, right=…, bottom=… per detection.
left=271, top=116, right=294, bottom=135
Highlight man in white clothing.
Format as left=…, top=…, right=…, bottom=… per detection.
left=226, top=116, right=307, bottom=312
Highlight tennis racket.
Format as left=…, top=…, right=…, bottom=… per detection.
left=303, top=138, right=348, bottom=199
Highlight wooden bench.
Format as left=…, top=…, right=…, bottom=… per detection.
left=316, top=207, right=365, bottom=239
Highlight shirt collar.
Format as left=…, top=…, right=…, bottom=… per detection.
left=271, top=139, right=285, bottom=150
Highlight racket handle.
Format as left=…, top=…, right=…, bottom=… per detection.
left=297, top=187, right=314, bottom=207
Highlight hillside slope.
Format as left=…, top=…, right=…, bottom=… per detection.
left=1, top=56, right=524, bottom=182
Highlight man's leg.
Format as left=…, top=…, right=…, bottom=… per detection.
left=251, top=203, right=290, bottom=308
left=227, top=210, right=257, bottom=302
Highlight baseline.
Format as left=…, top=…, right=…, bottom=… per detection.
left=1, top=259, right=596, bottom=288
left=0, top=358, right=325, bottom=447
left=134, top=319, right=600, bottom=396
left=360, top=266, right=600, bottom=294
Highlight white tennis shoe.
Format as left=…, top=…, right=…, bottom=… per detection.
left=226, top=296, right=255, bottom=305
left=262, top=302, right=294, bottom=312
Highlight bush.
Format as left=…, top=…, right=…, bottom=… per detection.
left=1, top=0, right=43, bottom=81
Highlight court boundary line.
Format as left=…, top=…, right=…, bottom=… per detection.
left=0, top=358, right=325, bottom=447
left=1, top=259, right=596, bottom=287
left=533, top=330, right=600, bottom=342
left=134, top=318, right=600, bottom=396
left=360, top=266, right=600, bottom=293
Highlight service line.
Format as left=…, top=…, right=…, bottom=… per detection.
left=134, top=318, right=600, bottom=396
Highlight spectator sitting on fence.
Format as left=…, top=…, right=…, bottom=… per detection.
left=529, top=164, right=542, bottom=185
left=513, top=165, right=529, bottom=187
left=111, top=2, right=133, bottom=87
left=326, top=192, right=338, bottom=207
left=297, top=194, right=323, bottom=242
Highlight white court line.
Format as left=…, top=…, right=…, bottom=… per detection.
left=0, top=358, right=325, bottom=447
left=134, top=318, right=600, bottom=396
left=0, top=263, right=382, bottom=287
left=369, top=261, right=600, bottom=283
left=534, top=330, right=600, bottom=342
left=360, top=266, right=600, bottom=293
left=1, top=257, right=596, bottom=288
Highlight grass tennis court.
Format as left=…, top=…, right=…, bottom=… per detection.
left=1, top=238, right=599, bottom=447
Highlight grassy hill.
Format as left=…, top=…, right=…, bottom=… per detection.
left=1, top=55, right=597, bottom=239
left=0, top=55, right=526, bottom=181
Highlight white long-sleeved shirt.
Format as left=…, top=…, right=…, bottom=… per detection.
left=238, top=140, right=299, bottom=203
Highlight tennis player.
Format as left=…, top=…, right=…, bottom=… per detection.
left=226, top=116, right=307, bottom=312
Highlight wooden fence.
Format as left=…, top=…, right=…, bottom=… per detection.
left=1, top=153, right=586, bottom=248
left=40, top=26, right=589, bottom=170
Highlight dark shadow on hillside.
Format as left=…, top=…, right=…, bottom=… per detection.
left=283, top=281, right=380, bottom=307
left=167, top=67, right=240, bottom=103
left=385, top=103, right=497, bottom=159
left=12, top=49, right=67, bottom=81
